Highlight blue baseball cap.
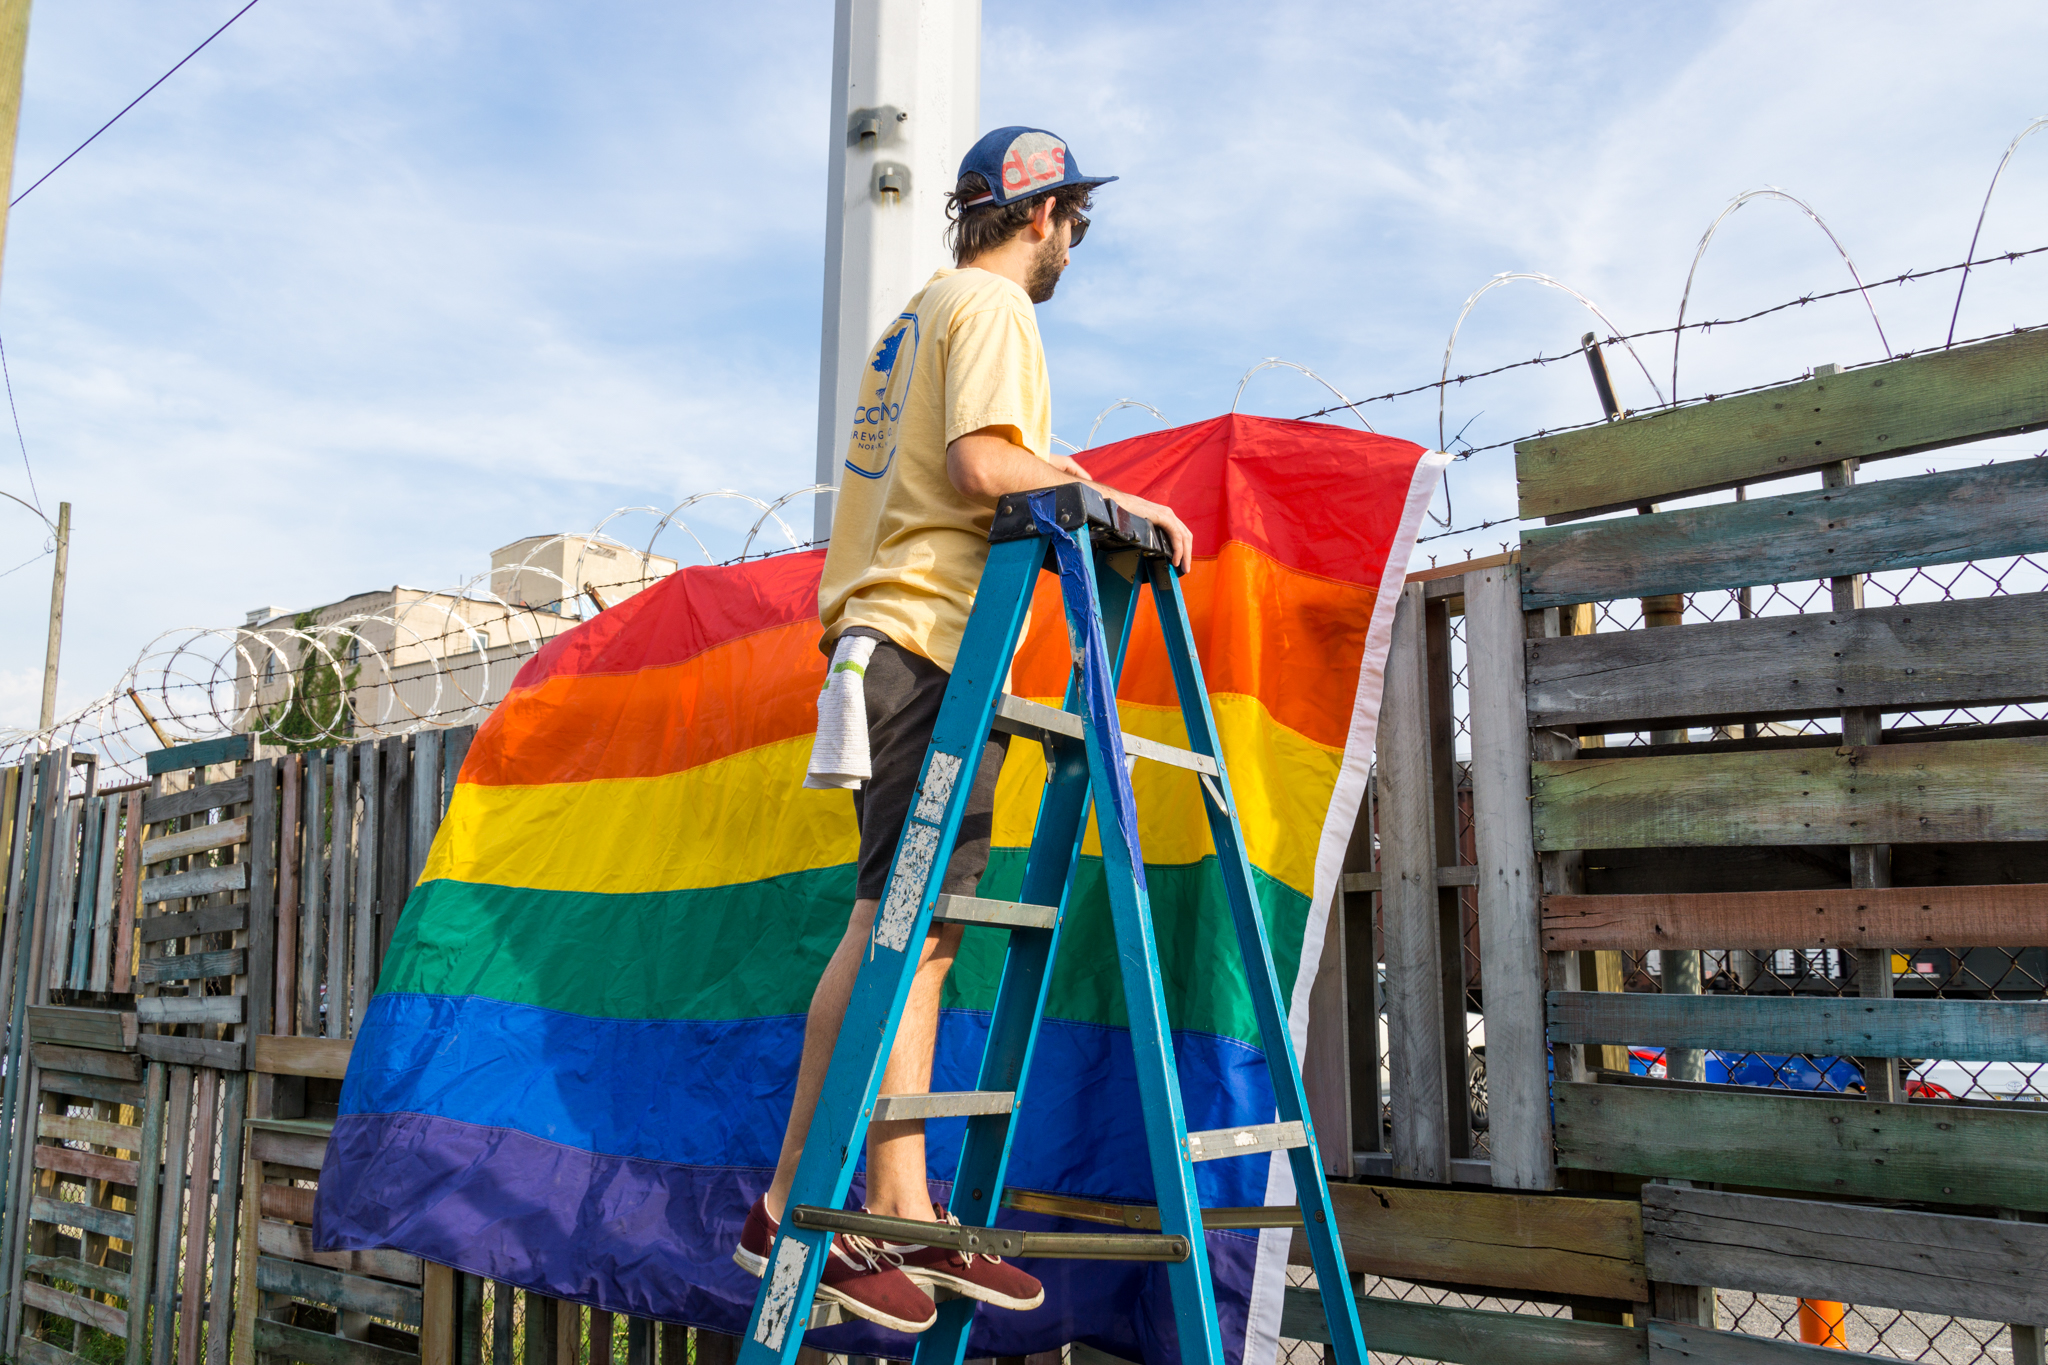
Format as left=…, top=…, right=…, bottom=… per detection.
left=958, top=126, right=1118, bottom=208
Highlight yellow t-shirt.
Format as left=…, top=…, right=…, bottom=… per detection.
left=818, top=267, right=1055, bottom=671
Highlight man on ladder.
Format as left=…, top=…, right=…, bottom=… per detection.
left=733, top=125, right=1193, bottom=1332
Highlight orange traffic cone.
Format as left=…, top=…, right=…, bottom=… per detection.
left=1799, top=1299, right=1848, bottom=1348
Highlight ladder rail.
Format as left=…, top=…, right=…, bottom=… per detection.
left=1051, top=523, right=1228, bottom=1365
left=1144, top=557, right=1372, bottom=1365
left=914, top=543, right=1146, bottom=1365
left=737, top=536, right=1044, bottom=1364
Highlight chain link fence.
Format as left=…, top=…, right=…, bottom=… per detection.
left=1278, top=513, right=2046, bottom=1362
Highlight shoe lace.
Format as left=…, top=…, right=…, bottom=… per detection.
left=836, top=1233, right=902, bottom=1272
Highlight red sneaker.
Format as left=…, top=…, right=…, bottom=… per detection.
left=733, top=1196, right=938, bottom=1334
left=888, top=1206, right=1045, bottom=1311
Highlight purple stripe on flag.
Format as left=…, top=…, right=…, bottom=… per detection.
left=315, top=1110, right=1259, bottom=1363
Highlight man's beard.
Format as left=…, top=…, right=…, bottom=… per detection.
left=1024, top=233, right=1067, bottom=303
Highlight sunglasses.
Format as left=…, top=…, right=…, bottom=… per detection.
left=1066, top=213, right=1090, bottom=248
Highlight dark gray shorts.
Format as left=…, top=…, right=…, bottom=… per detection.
left=845, top=632, right=1010, bottom=902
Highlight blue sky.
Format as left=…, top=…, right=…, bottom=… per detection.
left=3, top=0, right=2046, bottom=732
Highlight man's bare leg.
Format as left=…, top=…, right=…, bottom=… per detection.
left=763, top=900, right=962, bottom=1223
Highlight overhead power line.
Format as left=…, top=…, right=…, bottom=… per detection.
left=10, top=0, right=265, bottom=207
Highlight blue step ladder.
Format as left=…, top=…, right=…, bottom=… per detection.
left=738, top=484, right=1369, bottom=1365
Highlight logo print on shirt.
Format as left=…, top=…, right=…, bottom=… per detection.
left=1000, top=132, right=1067, bottom=194
left=844, top=312, right=918, bottom=481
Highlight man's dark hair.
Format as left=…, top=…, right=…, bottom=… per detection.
left=944, top=173, right=1093, bottom=267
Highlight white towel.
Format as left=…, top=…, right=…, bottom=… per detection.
left=804, top=633, right=880, bottom=789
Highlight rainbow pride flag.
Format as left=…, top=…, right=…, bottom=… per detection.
left=316, top=415, right=1443, bottom=1365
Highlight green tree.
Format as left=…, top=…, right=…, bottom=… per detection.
left=256, top=612, right=361, bottom=751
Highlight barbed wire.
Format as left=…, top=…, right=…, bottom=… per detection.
left=1, top=488, right=833, bottom=782
left=1291, top=243, right=2048, bottom=424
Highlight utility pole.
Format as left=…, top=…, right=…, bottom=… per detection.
left=0, top=0, right=45, bottom=733
left=812, top=0, right=980, bottom=542
left=38, top=500, right=67, bottom=733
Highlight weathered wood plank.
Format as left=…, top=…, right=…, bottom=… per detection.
left=34, top=1141, right=139, bottom=1186
left=134, top=995, right=244, bottom=1026
left=28, top=1005, right=136, bottom=1052
left=246, top=758, right=278, bottom=1038
left=1279, top=1286, right=1644, bottom=1362
left=139, top=777, right=251, bottom=827
left=1549, top=991, right=2048, bottom=1062
left=207, top=1071, right=246, bottom=1365
left=1376, top=585, right=1451, bottom=1182
left=1554, top=1081, right=2048, bottom=1208
left=1464, top=564, right=1552, bottom=1190
left=1643, top=1183, right=2048, bottom=1323
left=138, top=862, right=246, bottom=905
left=251, top=1033, right=352, bottom=1079
left=1543, top=883, right=2048, bottom=950
left=38, top=1070, right=144, bottom=1107
left=256, top=1254, right=423, bottom=1326
left=22, top=1279, right=127, bottom=1337
left=1533, top=736, right=2048, bottom=850
left=135, top=949, right=245, bottom=984
left=31, top=1044, right=143, bottom=1082
left=1284, top=1182, right=1645, bottom=1300
left=254, top=1319, right=419, bottom=1365
left=250, top=1127, right=327, bottom=1169
left=137, top=1034, right=245, bottom=1070
left=146, top=734, right=253, bottom=777
left=25, top=1252, right=132, bottom=1300
left=256, top=1219, right=422, bottom=1284
left=18, top=1331, right=95, bottom=1365
left=31, top=1193, right=137, bottom=1241
left=136, top=902, right=248, bottom=944
left=112, top=790, right=143, bottom=994
left=1646, top=1320, right=1894, bottom=1363
left=1515, top=330, right=2048, bottom=522
left=1525, top=593, right=2048, bottom=729
left=124, top=1061, right=167, bottom=1363
left=259, top=1183, right=317, bottom=1224
left=140, top=817, right=249, bottom=868
left=39, top=1113, right=144, bottom=1151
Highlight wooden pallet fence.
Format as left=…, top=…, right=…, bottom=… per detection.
left=1542, top=883, right=2048, bottom=951
left=1513, top=328, right=2048, bottom=523
left=1548, top=990, right=2048, bottom=1063
left=0, top=728, right=475, bottom=1365
left=1641, top=1183, right=2048, bottom=1325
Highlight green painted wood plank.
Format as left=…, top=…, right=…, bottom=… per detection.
left=1515, top=329, right=2048, bottom=521
left=1532, top=736, right=2048, bottom=851
left=1279, top=1286, right=1644, bottom=1363
left=146, top=735, right=253, bottom=778
left=17, top=1332, right=95, bottom=1365
left=1520, top=458, right=2048, bottom=608
left=30, top=1194, right=137, bottom=1242
left=1549, top=991, right=2048, bottom=1063
left=1524, top=592, right=2048, bottom=729
left=254, top=1318, right=419, bottom=1365
left=255, top=1255, right=422, bottom=1327
left=25, top=1252, right=132, bottom=1300
left=1646, top=1320, right=1892, bottom=1363
left=1553, top=1081, right=2048, bottom=1209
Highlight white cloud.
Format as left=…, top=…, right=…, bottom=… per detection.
left=3, top=0, right=2047, bottom=732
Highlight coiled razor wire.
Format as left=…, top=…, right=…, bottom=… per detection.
left=0, top=488, right=832, bottom=782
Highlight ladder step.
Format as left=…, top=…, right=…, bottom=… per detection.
left=991, top=695, right=1219, bottom=777
left=788, top=1206, right=1190, bottom=1262
left=1003, top=1188, right=1306, bottom=1230
left=1185, top=1120, right=1309, bottom=1163
left=930, top=894, right=1059, bottom=931
left=871, top=1091, right=1015, bottom=1122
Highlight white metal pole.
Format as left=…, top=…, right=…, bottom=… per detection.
left=812, top=0, right=981, bottom=542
